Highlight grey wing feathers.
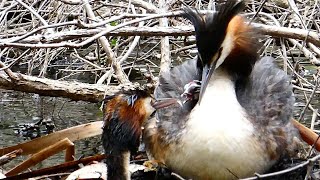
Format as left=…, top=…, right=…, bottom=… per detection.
left=238, top=56, right=300, bottom=157
left=238, top=56, right=295, bottom=127
left=153, top=58, right=200, bottom=137
left=155, top=58, right=200, bottom=99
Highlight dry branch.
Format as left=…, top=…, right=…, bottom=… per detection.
left=242, top=153, right=320, bottom=180
left=0, top=23, right=318, bottom=48
left=6, top=138, right=75, bottom=176
left=252, top=23, right=320, bottom=49
left=158, top=0, right=171, bottom=75
left=3, top=26, right=193, bottom=44
left=0, top=121, right=103, bottom=156
left=0, top=72, right=141, bottom=102
left=292, top=120, right=320, bottom=151
left=83, top=0, right=129, bottom=84
left=5, top=154, right=106, bottom=179
left=0, top=149, right=23, bottom=166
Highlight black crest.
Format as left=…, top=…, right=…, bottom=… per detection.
left=183, top=1, right=245, bottom=66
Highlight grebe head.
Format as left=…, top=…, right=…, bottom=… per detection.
left=102, top=90, right=178, bottom=180
left=184, top=1, right=258, bottom=102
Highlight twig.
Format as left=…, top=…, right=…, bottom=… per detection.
left=0, top=149, right=23, bottom=166
left=171, top=172, right=187, bottom=180
left=14, top=0, right=52, bottom=33
left=72, top=50, right=106, bottom=71
left=130, top=0, right=158, bottom=13
left=58, top=0, right=81, bottom=5
left=0, top=48, right=19, bottom=81
left=310, top=109, right=318, bottom=130
left=5, top=154, right=106, bottom=180
left=0, top=21, right=319, bottom=48
left=248, top=0, right=268, bottom=24
left=289, top=39, right=320, bottom=65
left=242, top=153, right=320, bottom=179
left=158, top=0, right=171, bottom=75
left=0, top=49, right=30, bottom=71
left=82, top=0, right=129, bottom=84
left=299, top=75, right=320, bottom=121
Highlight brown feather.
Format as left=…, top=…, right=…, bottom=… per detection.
left=143, top=119, right=170, bottom=163
left=222, top=15, right=260, bottom=82
left=104, top=95, right=149, bottom=133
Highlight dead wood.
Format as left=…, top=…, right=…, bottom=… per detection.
left=4, top=154, right=106, bottom=180
left=0, top=149, right=23, bottom=166
left=292, top=119, right=320, bottom=152
left=0, top=72, right=142, bottom=102
left=0, top=121, right=103, bottom=156
left=6, top=138, right=74, bottom=176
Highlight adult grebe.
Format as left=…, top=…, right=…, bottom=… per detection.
left=144, top=1, right=300, bottom=179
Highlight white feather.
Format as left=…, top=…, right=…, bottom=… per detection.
left=215, top=32, right=234, bottom=69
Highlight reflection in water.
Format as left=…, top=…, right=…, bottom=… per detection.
left=0, top=90, right=103, bottom=169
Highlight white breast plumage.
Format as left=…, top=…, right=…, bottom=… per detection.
left=164, top=69, right=276, bottom=179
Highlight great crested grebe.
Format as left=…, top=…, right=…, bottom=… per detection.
left=101, top=90, right=176, bottom=180
left=143, top=1, right=300, bottom=179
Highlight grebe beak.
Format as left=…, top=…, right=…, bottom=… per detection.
left=199, top=61, right=217, bottom=104
left=151, top=98, right=181, bottom=109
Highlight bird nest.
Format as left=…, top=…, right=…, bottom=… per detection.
left=0, top=0, right=320, bottom=179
